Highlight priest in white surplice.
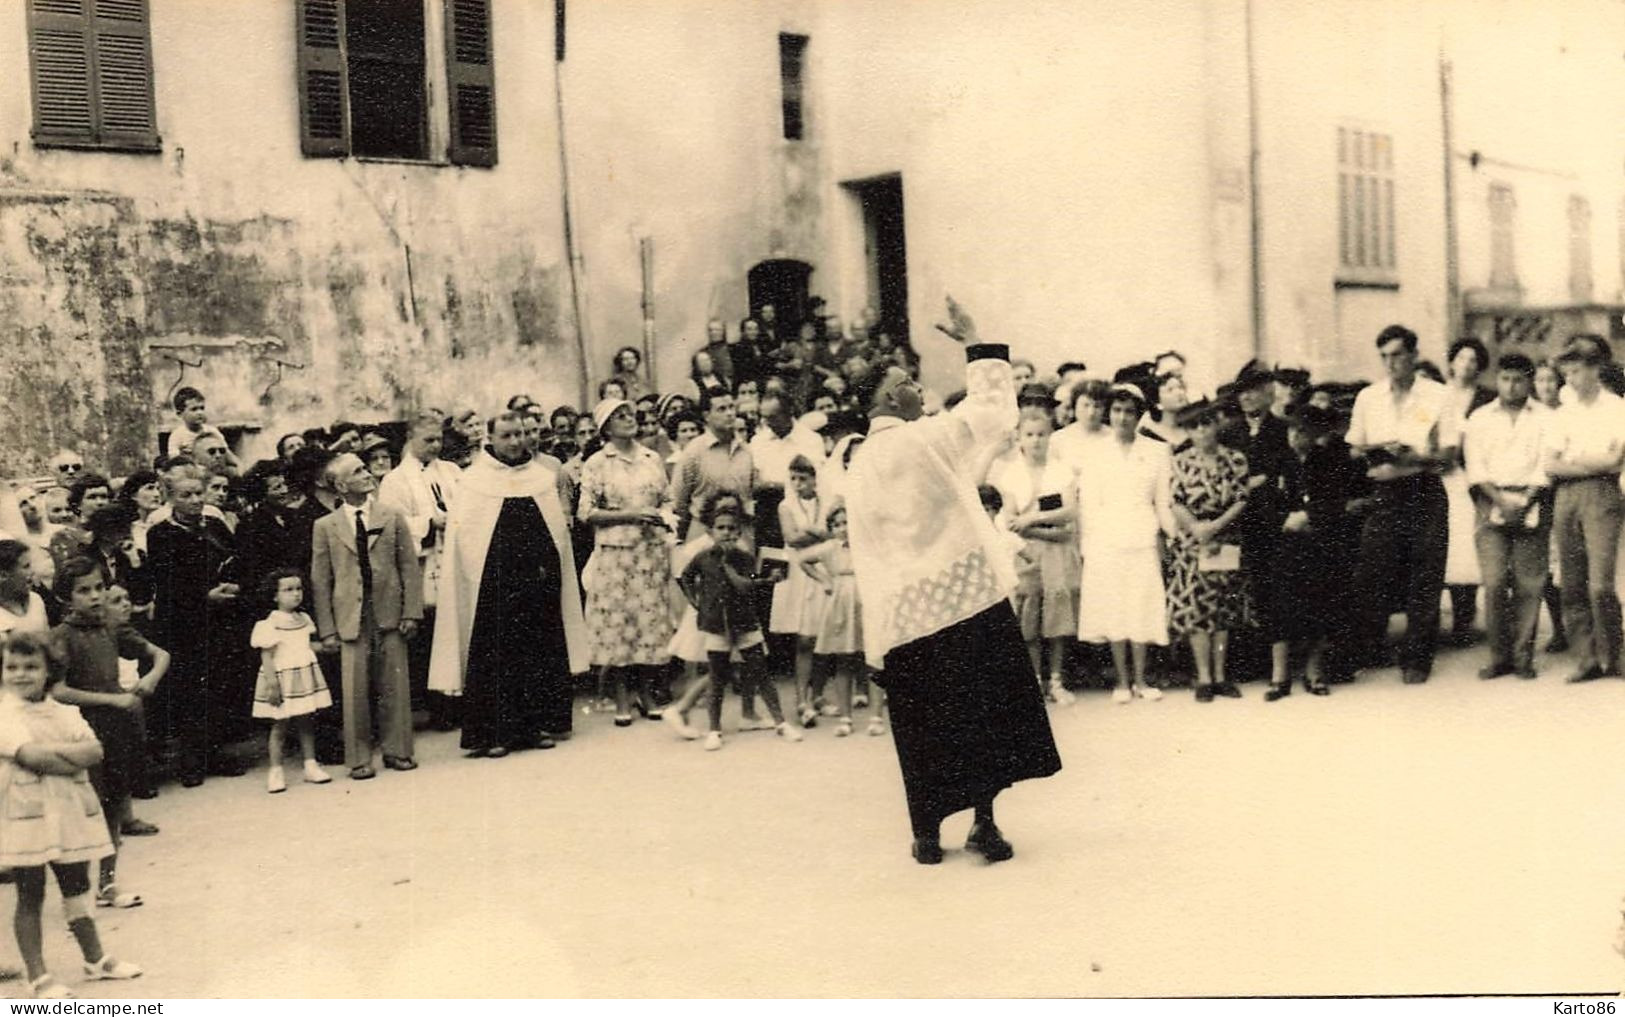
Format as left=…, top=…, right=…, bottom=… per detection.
left=845, top=298, right=1061, bottom=865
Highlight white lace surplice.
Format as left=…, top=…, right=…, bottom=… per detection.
left=846, top=346, right=1019, bottom=669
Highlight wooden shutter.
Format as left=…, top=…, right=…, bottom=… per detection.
left=445, top=0, right=496, bottom=167
left=296, top=0, right=349, bottom=157
left=89, top=0, right=157, bottom=149
left=27, top=0, right=96, bottom=145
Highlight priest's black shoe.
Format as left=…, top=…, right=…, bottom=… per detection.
left=965, top=822, right=1014, bottom=863
left=911, top=836, right=943, bottom=865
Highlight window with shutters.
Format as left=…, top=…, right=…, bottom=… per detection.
left=779, top=33, right=808, bottom=141
left=1336, top=125, right=1398, bottom=287
left=26, top=0, right=159, bottom=152
left=1488, top=182, right=1518, bottom=291
left=296, top=0, right=496, bottom=167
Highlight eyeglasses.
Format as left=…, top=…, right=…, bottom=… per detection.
left=56, top=462, right=83, bottom=474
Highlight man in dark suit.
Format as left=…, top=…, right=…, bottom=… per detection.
left=311, top=453, right=423, bottom=780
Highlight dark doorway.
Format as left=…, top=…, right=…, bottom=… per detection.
left=844, top=174, right=909, bottom=339
left=747, top=259, right=814, bottom=332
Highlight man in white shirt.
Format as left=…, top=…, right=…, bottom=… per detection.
left=377, top=411, right=462, bottom=727
left=1345, top=324, right=1451, bottom=684
left=1542, top=335, right=1625, bottom=682
left=748, top=393, right=826, bottom=623
left=1463, top=353, right=1550, bottom=679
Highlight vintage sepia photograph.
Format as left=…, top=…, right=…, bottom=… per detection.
left=0, top=0, right=1622, bottom=1002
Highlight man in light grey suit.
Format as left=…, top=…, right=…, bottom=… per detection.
left=312, top=453, right=423, bottom=780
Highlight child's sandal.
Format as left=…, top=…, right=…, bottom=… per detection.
left=30, top=973, right=73, bottom=998
left=96, top=884, right=143, bottom=909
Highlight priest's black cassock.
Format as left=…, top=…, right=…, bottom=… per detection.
left=846, top=341, right=1061, bottom=848
left=429, top=448, right=589, bottom=752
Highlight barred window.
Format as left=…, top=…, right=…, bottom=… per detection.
left=1337, top=126, right=1397, bottom=286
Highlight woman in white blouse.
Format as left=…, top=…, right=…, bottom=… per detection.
left=1076, top=383, right=1175, bottom=703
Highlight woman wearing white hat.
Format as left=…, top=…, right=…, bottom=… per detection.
left=577, top=398, right=676, bottom=725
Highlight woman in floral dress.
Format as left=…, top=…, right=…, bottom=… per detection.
left=1165, top=399, right=1252, bottom=702
left=579, top=398, right=675, bottom=726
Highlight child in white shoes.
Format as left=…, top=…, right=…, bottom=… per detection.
left=250, top=569, right=334, bottom=793
left=0, top=633, right=142, bottom=999
left=678, top=496, right=801, bottom=752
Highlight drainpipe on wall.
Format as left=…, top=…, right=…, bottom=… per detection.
left=554, top=0, right=591, bottom=407
left=1245, top=0, right=1265, bottom=358
left=1441, top=52, right=1461, bottom=345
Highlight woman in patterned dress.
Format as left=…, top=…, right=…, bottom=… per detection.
left=578, top=398, right=675, bottom=726
left=1165, top=399, right=1252, bottom=702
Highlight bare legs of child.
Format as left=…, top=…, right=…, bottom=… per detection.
left=1109, top=640, right=1160, bottom=703
left=267, top=716, right=331, bottom=793
left=14, top=862, right=140, bottom=998
left=792, top=636, right=819, bottom=727
left=703, top=645, right=802, bottom=751
left=1029, top=639, right=1075, bottom=706
left=92, top=814, right=139, bottom=910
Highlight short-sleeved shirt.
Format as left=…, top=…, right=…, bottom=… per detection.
left=1346, top=376, right=1447, bottom=454
left=164, top=424, right=227, bottom=459
left=0, top=593, right=49, bottom=643
left=579, top=441, right=670, bottom=548
left=53, top=615, right=155, bottom=695
left=1543, top=388, right=1625, bottom=471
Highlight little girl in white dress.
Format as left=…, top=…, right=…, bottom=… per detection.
left=250, top=569, right=333, bottom=794
left=800, top=505, right=884, bottom=737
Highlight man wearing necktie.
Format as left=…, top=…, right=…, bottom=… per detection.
left=312, top=454, right=423, bottom=780
left=379, top=411, right=462, bottom=729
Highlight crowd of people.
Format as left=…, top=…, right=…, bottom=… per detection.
left=0, top=293, right=1621, bottom=993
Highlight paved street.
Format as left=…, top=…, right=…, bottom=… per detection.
left=9, top=633, right=1625, bottom=999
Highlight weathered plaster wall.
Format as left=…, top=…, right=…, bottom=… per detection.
left=0, top=0, right=577, bottom=475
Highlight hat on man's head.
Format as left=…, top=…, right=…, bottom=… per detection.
left=1557, top=334, right=1611, bottom=367
left=1233, top=359, right=1274, bottom=391
left=358, top=432, right=390, bottom=457
left=592, top=398, right=633, bottom=434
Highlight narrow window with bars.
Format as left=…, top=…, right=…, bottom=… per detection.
left=1488, top=182, right=1518, bottom=291
left=26, top=0, right=159, bottom=152
left=779, top=33, right=808, bottom=141
left=1569, top=194, right=1593, bottom=303
left=296, top=0, right=496, bottom=167
left=1336, top=126, right=1397, bottom=286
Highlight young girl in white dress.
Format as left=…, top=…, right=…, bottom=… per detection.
left=0, top=632, right=141, bottom=999
left=800, top=505, right=885, bottom=737
left=250, top=569, right=333, bottom=794
left=770, top=456, right=828, bottom=727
